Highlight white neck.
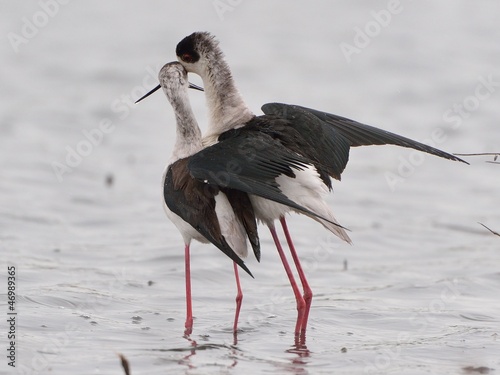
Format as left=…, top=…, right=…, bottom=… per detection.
left=197, top=57, right=254, bottom=144
left=166, top=87, right=203, bottom=162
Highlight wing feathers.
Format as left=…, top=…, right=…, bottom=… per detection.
left=165, top=160, right=253, bottom=277
left=262, top=103, right=468, bottom=168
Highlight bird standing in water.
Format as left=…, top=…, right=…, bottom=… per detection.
left=137, top=32, right=466, bottom=339
left=141, top=62, right=259, bottom=335
left=138, top=61, right=333, bottom=335
left=172, top=31, right=467, bottom=338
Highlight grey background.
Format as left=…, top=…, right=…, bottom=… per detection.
left=1, top=1, right=499, bottom=374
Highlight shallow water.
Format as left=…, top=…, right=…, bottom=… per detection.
left=1, top=1, right=499, bottom=374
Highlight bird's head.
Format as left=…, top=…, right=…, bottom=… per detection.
left=135, top=61, right=203, bottom=104
left=176, top=32, right=223, bottom=77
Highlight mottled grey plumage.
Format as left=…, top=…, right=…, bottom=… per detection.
left=176, top=32, right=254, bottom=143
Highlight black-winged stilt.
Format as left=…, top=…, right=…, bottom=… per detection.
left=172, top=31, right=467, bottom=338
left=137, top=62, right=260, bottom=335
left=137, top=64, right=352, bottom=336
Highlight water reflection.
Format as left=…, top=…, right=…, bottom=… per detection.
left=284, top=335, right=311, bottom=374
left=178, top=334, right=197, bottom=371
left=178, top=333, right=240, bottom=371
left=173, top=330, right=311, bottom=374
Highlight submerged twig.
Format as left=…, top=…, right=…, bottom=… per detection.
left=478, top=222, right=500, bottom=237
left=455, top=152, right=499, bottom=164
left=118, top=353, right=131, bottom=375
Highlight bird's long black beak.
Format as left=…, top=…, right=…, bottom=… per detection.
left=135, top=84, right=161, bottom=104
left=188, top=82, right=204, bottom=92
left=135, top=82, right=204, bottom=104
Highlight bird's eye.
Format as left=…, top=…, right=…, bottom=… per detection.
left=182, top=53, right=194, bottom=63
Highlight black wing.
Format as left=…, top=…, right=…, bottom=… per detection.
left=188, top=131, right=346, bottom=230
left=189, top=132, right=306, bottom=210
left=246, top=112, right=352, bottom=182
left=164, top=160, right=253, bottom=277
left=262, top=103, right=467, bottom=165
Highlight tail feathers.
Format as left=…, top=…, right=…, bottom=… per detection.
left=214, top=194, right=249, bottom=259
left=314, top=215, right=352, bottom=244
left=224, top=222, right=249, bottom=259
left=302, top=202, right=352, bottom=244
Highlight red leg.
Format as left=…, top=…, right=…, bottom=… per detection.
left=269, top=224, right=305, bottom=336
left=280, top=217, right=313, bottom=337
left=184, top=243, right=193, bottom=335
left=233, top=262, right=243, bottom=334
